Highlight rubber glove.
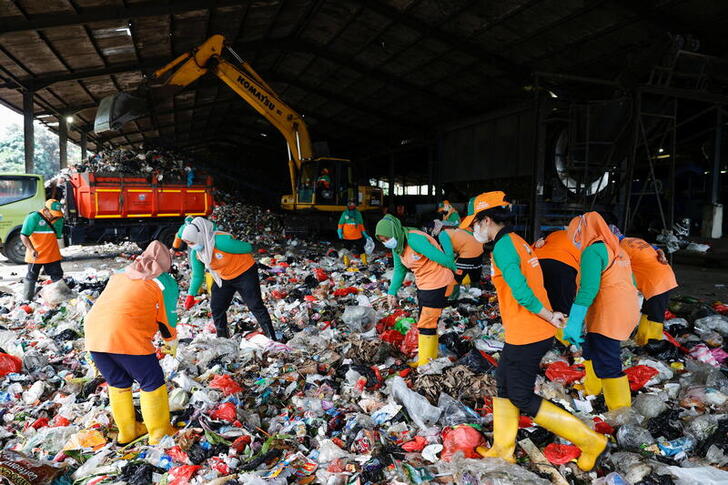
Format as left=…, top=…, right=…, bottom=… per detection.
left=183, top=294, right=197, bottom=310
left=563, top=303, right=587, bottom=347
left=362, top=231, right=371, bottom=240
left=162, top=339, right=178, bottom=357
left=337, top=229, right=343, bottom=239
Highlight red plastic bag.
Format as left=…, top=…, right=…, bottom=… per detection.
left=231, top=435, right=251, bottom=453
left=518, top=416, right=534, bottom=428
left=401, top=436, right=428, bottom=452
left=0, top=353, right=23, bottom=376
left=624, top=365, right=659, bottom=391
left=209, top=402, right=237, bottom=422
left=714, top=303, right=728, bottom=315
left=314, top=268, right=328, bottom=282
left=400, top=325, right=419, bottom=356
left=166, top=446, right=190, bottom=464
left=377, top=310, right=406, bottom=332
left=168, top=464, right=201, bottom=485
left=593, top=417, right=615, bottom=435
left=441, top=425, right=486, bottom=461
left=543, top=443, right=581, bottom=465
left=545, top=361, right=585, bottom=385
left=333, top=287, right=359, bottom=297
left=270, top=290, right=287, bottom=299
left=209, top=374, right=243, bottom=395
left=381, top=329, right=405, bottom=347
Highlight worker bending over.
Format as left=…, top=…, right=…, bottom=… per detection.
left=532, top=230, right=581, bottom=314
left=84, top=241, right=177, bottom=445
left=562, top=212, right=640, bottom=410
left=337, top=200, right=372, bottom=265
left=181, top=217, right=277, bottom=340
left=171, top=216, right=194, bottom=252
left=461, top=192, right=606, bottom=471
left=20, top=199, right=65, bottom=301
left=603, top=216, right=678, bottom=346
left=376, top=214, right=456, bottom=367
left=437, top=200, right=461, bottom=226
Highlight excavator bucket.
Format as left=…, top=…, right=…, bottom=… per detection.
left=94, top=92, right=147, bottom=133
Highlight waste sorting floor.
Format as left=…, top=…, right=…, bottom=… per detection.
left=0, top=201, right=727, bottom=485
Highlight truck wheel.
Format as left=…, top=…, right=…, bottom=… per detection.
left=2, top=233, right=26, bottom=264
left=156, top=227, right=178, bottom=249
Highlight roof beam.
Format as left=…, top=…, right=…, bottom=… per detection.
left=0, top=0, right=244, bottom=34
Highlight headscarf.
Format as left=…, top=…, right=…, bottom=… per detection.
left=566, top=211, right=621, bottom=257
left=375, top=214, right=413, bottom=255
left=181, top=217, right=222, bottom=286
left=126, top=240, right=171, bottom=280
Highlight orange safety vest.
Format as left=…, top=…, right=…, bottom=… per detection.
left=206, top=244, right=255, bottom=280
left=586, top=244, right=641, bottom=340
left=620, top=237, right=678, bottom=299
left=444, top=228, right=484, bottom=259
left=491, top=232, right=555, bottom=345
left=533, top=230, right=581, bottom=271
left=85, top=273, right=176, bottom=355
left=400, top=230, right=455, bottom=291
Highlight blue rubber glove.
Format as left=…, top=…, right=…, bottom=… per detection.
left=337, top=229, right=343, bottom=239
left=362, top=231, right=371, bottom=239
left=563, top=303, right=588, bottom=348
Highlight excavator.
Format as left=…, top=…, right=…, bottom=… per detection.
left=94, top=34, right=383, bottom=218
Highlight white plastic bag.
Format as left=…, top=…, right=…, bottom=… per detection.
left=364, top=237, right=375, bottom=255
left=390, top=376, right=441, bottom=429
left=39, top=279, right=75, bottom=307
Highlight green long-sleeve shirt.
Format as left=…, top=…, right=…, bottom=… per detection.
left=492, top=231, right=545, bottom=314
left=437, top=230, right=455, bottom=260
left=388, top=231, right=456, bottom=295
left=188, top=234, right=253, bottom=295
left=573, top=242, right=608, bottom=307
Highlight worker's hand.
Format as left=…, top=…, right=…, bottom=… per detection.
left=656, top=248, right=669, bottom=265
left=337, top=229, right=343, bottom=240
left=183, top=294, right=198, bottom=310
left=562, top=317, right=584, bottom=348
left=549, top=311, right=567, bottom=329
left=31, top=249, right=39, bottom=259
left=387, top=294, right=398, bottom=309
left=533, top=238, right=546, bottom=249
left=162, top=339, right=178, bottom=357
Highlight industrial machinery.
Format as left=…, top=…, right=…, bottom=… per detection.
left=95, top=35, right=382, bottom=215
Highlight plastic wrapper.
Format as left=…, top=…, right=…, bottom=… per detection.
left=390, top=376, right=441, bottom=429
left=0, top=450, right=66, bottom=485
left=616, top=424, right=654, bottom=450
left=666, top=465, right=728, bottom=484
left=436, top=453, right=550, bottom=485
left=341, top=306, right=377, bottom=333
left=633, top=393, right=668, bottom=419
left=437, top=393, right=485, bottom=427
left=694, top=315, right=728, bottom=337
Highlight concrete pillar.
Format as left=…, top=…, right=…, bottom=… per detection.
left=59, top=116, right=68, bottom=169
left=23, top=90, right=34, bottom=173
left=703, top=107, right=724, bottom=238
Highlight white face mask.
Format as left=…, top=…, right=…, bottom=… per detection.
left=473, top=222, right=489, bottom=243
left=382, top=237, right=398, bottom=249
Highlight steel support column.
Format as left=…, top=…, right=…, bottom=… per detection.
left=388, top=154, right=395, bottom=210
left=80, top=130, right=87, bottom=160
left=712, top=106, right=723, bottom=205
left=530, top=89, right=547, bottom=240
left=23, top=90, right=34, bottom=173
left=59, top=116, right=68, bottom=169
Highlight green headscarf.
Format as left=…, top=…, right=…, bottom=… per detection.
left=375, top=214, right=413, bottom=255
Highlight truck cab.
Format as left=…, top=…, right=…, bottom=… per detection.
left=0, top=174, right=45, bottom=264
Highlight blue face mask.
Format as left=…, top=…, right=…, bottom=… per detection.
left=191, top=243, right=204, bottom=251
left=382, top=237, right=398, bottom=249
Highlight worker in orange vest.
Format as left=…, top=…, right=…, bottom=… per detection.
left=84, top=241, right=178, bottom=446
left=562, top=212, right=640, bottom=410
left=375, top=214, right=456, bottom=366
left=461, top=192, right=606, bottom=471
left=601, top=214, right=678, bottom=346
left=437, top=200, right=461, bottom=226
left=19, top=199, right=65, bottom=301
left=181, top=217, right=277, bottom=340
left=337, top=200, right=372, bottom=266
left=532, top=229, right=581, bottom=314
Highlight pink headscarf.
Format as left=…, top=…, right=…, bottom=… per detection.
left=125, top=240, right=172, bottom=280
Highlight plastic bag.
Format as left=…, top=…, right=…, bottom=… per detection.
left=168, top=464, right=202, bottom=485
left=616, top=424, right=654, bottom=450
left=0, top=353, right=22, bottom=376
left=456, top=349, right=496, bottom=374
left=437, top=393, right=484, bottom=427
left=543, top=443, right=581, bottom=465
left=341, top=306, right=377, bottom=333
left=401, top=325, right=419, bottom=356
left=39, top=279, right=75, bottom=307
left=666, top=465, right=728, bottom=485
left=695, top=315, right=728, bottom=337
left=633, top=393, right=668, bottom=419
left=364, top=237, right=375, bottom=255
left=390, top=376, right=441, bottom=429
left=209, top=374, right=244, bottom=395
left=625, top=365, right=659, bottom=391
left=0, top=450, right=65, bottom=485
left=545, top=361, right=585, bottom=384
left=209, top=402, right=237, bottom=422
left=440, top=425, right=486, bottom=461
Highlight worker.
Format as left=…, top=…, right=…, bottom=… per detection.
left=460, top=192, right=606, bottom=471
left=437, top=200, right=460, bottom=226
left=562, top=212, right=640, bottom=410
left=601, top=216, right=678, bottom=346
left=338, top=200, right=372, bottom=265
left=445, top=196, right=485, bottom=285
left=171, top=216, right=194, bottom=252
left=84, top=241, right=178, bottom=446
left=375, top=214, right=456, bottom=366
left=181, top=217, right=278, bottom=340
left=316, top=168, right=332, bottom=201
left=532, top=230, right=581, bottom=314
left=19, top=199, right=65, bottom=301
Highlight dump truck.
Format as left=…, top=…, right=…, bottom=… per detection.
left=0, top=172, right=214, bottom=264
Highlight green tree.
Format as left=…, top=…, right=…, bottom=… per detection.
left=0, top=122, right=81, bottom=179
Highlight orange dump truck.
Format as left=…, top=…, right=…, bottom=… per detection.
left=62, top=172, right=214, bottom=250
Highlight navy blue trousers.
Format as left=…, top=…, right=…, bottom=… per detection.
left=91, top=352, right=164, bottom=391
left=582, top=332, right=624, bottom=378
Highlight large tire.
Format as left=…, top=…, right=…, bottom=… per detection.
left=2, top=232, right=26, bottom=264
left=156, top=227, right=178, bottom=249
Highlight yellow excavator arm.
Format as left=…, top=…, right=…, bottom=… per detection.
left=151, top=34, right=312, bottom=194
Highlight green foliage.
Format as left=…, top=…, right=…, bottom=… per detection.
left=0, top=122, right=81, bottom=179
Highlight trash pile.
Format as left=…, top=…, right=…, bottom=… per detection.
left=0, top=205, right=727, bottom=484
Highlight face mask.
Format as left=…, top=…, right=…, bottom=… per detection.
left=473, top=222, right=489, bottom=243
left=191, top=243, right=204, bottom=251
left=382, top=237, right=398, bottom=249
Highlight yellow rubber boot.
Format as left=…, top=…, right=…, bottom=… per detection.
left=649, top=320, right=664, bottom=342
left=533, top=400, right=607, bottom=471
left=634, top=314, right=663, bottom=346
left=139, top=385, right=173, bottom=445
left=108, top=386, right=147, bottom=445
left=583, top=360, right=603, bottom=396
left=417, top=334, right=438, bottom=367
left=602, top=375, right=632, bottom=411
left=204, top=272, right=214, bottom=296
left=343, top=255, right=351, bottom=267
left=360, top=253, right=368, bottom=265
left=555, top=328, right=570, bottom=347
left=481, top=398, right=519, bottom=463
left=462, top=274, right=471, bottom=286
